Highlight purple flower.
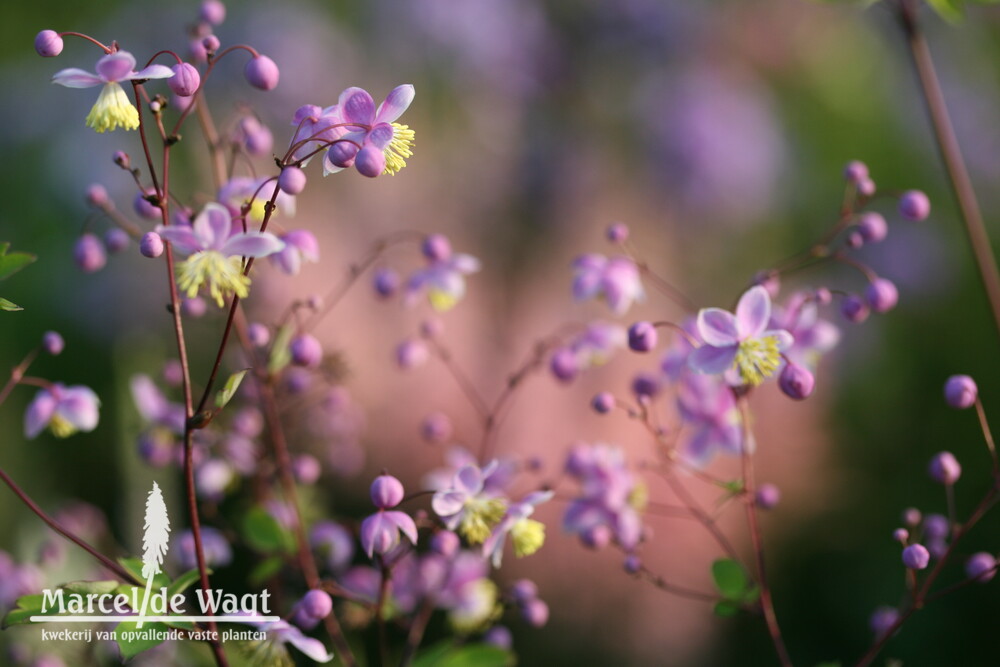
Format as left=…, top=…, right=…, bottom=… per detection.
left=769, top=291, right=840, bottom=371
left=24, top=384, right=100, bottom=439
left=405, top=247, right=481, bottom=312
left=269, top=230, right=319, bottom=275
left=572, top=254, right=644, bottom=315
left=52, top=51, right=174, bottom=133
left=483, top=490, right=554, bottom=567
left=360, top=510, right=418, bottom=558
left=155, top=202, right=284, bottom=306
left=319, top=85, right=416, bottom=177
left=131, top=374, right=185, bottom=434
left=688, top=286, right=792, bottom=386
left=218, top=176, right=297, bottom=221
left=310, top=521, right=354, bottom=573
left=902, top=544, right=930, bottom=570
left=563, top=443, right=645, bottom=549
left=676, top=373, right=742, bottom=466
left=173, top=527, right=232, bottom=571
left=431, top=463, right=508, bottom=544
left=236, top=618, right=332, bottom=663
left=944, top=375, right=977, bottom=409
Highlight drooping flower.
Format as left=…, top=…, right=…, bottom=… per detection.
left=572, top=254, right=644, bottom=316
left=155, top=202, right=284, bottom=307
left=218, top=177, right=297, bottom=222
left=236, top=618, right=333, bottom=664
left=52, top=51, right=174, bottom=133
left=405, top=245, right=481, bottom=312
left=432, top=463, right=508, bottom=544
left=320, top=85, right=416, bottom=177
left=483, top=490, right=554, bottom=567
left=269, top=230, right=319, bottom=275
left=769, top=291, right=840, bottom=371
left=360, top=474, right=418, bottom=558
left=688, top=286, right=793, bottom=386
left=24, top=384, right=100, bottom=439
left=675, top=373, right=743, bottom=466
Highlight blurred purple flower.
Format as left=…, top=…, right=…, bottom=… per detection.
left=24, top=384, right=100, bottom=439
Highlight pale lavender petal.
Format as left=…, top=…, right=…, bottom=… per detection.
left=697, top=308, right=740, bottom=346
left=456, top=465, right=484, bottom=495
left=365, top=123, right=395, bottom=150
left=154, top=225, right=201, bottom=254
left=95, top=52, right=137, bottom=82
left=57, top=386, right=100, bottom=432
left=51, top=68, right=103, bottom=88
left=432, top=490, right=466, bottom=518
left=284, top=230, right=319, bottom=262
left=384, top=511, right=418, bottom=545
left=450, top=254, right=481, bottom=274
left=281, top=628, right=333, bottom=663
left=338, top=87, right=375, bottom=125
left=320, top=153, right=346, bottom=176
left=221, top=232, right=285, bottom=258
left=524, top=490, right=555, bottom=507
left=269, top=245, right=300, bottom=275
left=375, top=84, right=415, bottom=124
left=735, top=286, right=771, bottom=338
left=130, top=64, right=175, bottom=81
left=194, top=202, right=232, bottom=250
left=761, top=329, right=794, bottom=351
left=130, top=375, right=167, bottom=422
left=24, top=390, right=57, bottom=439
left=615, top=509, right=641, bottom=549
left=360, top=513, right=386, bottom=558
left=688, top=344, right=737, bottom=375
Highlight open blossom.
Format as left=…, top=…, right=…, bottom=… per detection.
left=432, top=463, right=508, bottom=545
left=218, top=176, right=297, bottom=222
left=24, top=384, right=100, bottom=439
left=676, top=373, right=743, bottom=466
left=406, top=249, right=481, bottom=312
left=236, top=618, right=333, bottom=664
left=770, top=291, right=840, bottom=370
left=155, top=202, right=284, bottom=307
left=483, top=490, right=554, bottom=567
left=269, top=230, right=319, bottom=275
left=689, top=286, right=793, bottom=386
left=563, top=443, right=645, bottom=550
left=52, top=51, right=174, bottom=133
left=572, top=254, right=644, bottom=316
left=321, top=85, right=416, bottom=177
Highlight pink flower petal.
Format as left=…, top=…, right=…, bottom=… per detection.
left=95, top=51, right=137, bottom=82
left=338, top=87, right=375, bottom=125
left=193, top=203, right=232, bottom=250
left=697, top=308, right=740, bottom=346
left=24, top=390, right=57, bottom=439
left=385, top=511, right=418, bottom=545
left=51, top=68, right=103, bottom=88
left=375, top=84, right=415, bottom=124
left=57, top=386, right=100, bottom=432
left=131, top=64, right=175, bottom=81
left=736, top=286, right=771, bottom=338
left=688, top=344, right=738, bottom=375
left=222, top=232, right=284, bottom=258
left=154, top=225, right=201, bottom=254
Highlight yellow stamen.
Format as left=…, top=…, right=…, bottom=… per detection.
left=48, top=413, right=76, bottom=438
left=734, top=335, right=782, bottom=386
left=428, top=288, right=458, bottom=312
left=448, top=580, right=501, bottom=633
left=511, top=518, right=546, bottom=558
left=459, top=498, right=507, bottom=545
left=627, top=481, right=648, bottom=512
left=382, top=123, right=415, bottom=175
left=85, top=83, right=139, bottom=133
left=177, top=251, right=251, bottom=308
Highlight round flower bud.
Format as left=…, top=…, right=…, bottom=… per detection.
left=200, top=0, right=226, bottom=25
left=244, top=55, right=279, bottom=90
left=290, top=334, right=323, bottom=368
left=549, top=348, right=578, bottom=383
left=354, top=145, right=385, bottom=178
left=814, top=287, right=832, bottom=305
left=134, top=189, right=161, bottom=219
left=430, top=530, right=460, bottom=557
left=34, top=30, right=63, bottom=57
left=300, top=589, right=332, bottom=620
left=420, top=318, right=444, bottom=339
left=581, top=524, right=612, bottom=550
left=623, top=554, right=642, bottom=575
left=202, top=35, right=221, bottom=54
left=182, top=297, right=207, bottom=318
left=944, top=374, right=977, bottom=409
left=898, top=190, right=930, bottom=221
left=865, top=278, right=898, bottom=313
left=902, top=508, right=921, bottom=527
left=779, top=362, right=815, bottom=400
left=869, top=606, right=899, bottom=637
left=522, top=598, right=549, bottom=628
left=902, top=544, right=930, bottom=570
left=103, top=228, right=129, bottom=254
left=627, top=321, right=657, bottom=353
left=278, top=166, right=307, bottom=195
left=370, top=474, right=405, bottom=509
left=149, top=100, right=162, bottom=113
left=857, top=178, right=876, bottom=197
left=283, top=368, right=311, bottom=395
left=326, top=142, right=359, bottom=169
left=843, top=160, right=868, bottom=184
left=928, top=451, right=961, bottom=485
left=293, top=455, right=322, bottom=485
left=396, top=339, right=429, bottom=370
left=373, top=268, right=400, bottom=298
left=840, top=294, right=869, bottom=324
left=239, top=117, right=272, bottom=156
left=846, top=231, right=863, bottom=249
left=422, top=234, right=452, bottom=262
left=420, top=412, right=452, bottom=443
left=167, top=63, right=200, bottom=97
left=510, top=579, right=538, bottom=603
left=631, top=373, right=660, bottom=399
left=606, top=222, right=629, bottom=243
left=74, top=234, right=106, bottom=273
left=858, top=212, right=888, bottom=244
left=591, top=392, right=615, bottom=414
left=892, top=528, right=909, bottom=544
left=85, top=184, right=110, bottom=208
left=113, top=150, right=130, bottom=168
left=247, top=323, right=270, bottom=347
left=42, top=331, right=64, bottom=356
left=923, top=514, right=950, bottom=541
left=484, top=626, right=513, bottom=650
left=755, top=483, right=781, bottom=510
left=965, top=552, right=997, bottom=582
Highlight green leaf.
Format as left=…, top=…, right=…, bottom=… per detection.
left=413, top=642, right=515, bottom=667
left=241, top=507, right=294, bottom=554
left=115, top=620, right=168, bottom=660
left=249, top=555, right=285, bottom=587
left=167, top=568, right=206, bottom=598
left=118, top=557, right=169, bottom=588
left=713, top=601, right=740, bottom=617
left=215, top=369, right=250, bottom=409
left=0, top=297, right=22, bottom=311
left=0, top=243, right=36, bottom=281
left=927, top=0, right=965, bottom=21
left=711, top=559, right=748, bottom=599
left=64, top=580, right=120, bottom=596
left=741, top=584, right=761, bottom=605
left=268, top=324, right=294, bottom=375
left=3, top=594, right=49, bottom=628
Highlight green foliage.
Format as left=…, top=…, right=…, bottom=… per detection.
left=413, top=641, right=516, bottom=667
left=710, top=559, right=761, bottom=617
left=115, top=620, right=169, bottom=659
left=119, top=557, right=170, bottom=588
left=249, top=555, right=285, bottom=587
left=241, top=506, right=295, bottom=554
left=167, top=568, right=204, bottom=598
left=268, top=323, right=294, bottom=374
left=0, top=241, right=36, bottom=311
left=215, top=369, right=250, bottom=409
left=0, top=297, right=22, bottom=311
left=3, top=594, right=54, bottom=628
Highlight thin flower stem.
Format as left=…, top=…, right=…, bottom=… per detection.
left=737, top=397, right=793, bottom=667
left=898, top=0, right=1000, bottom=341
left=974, top=398, right=998, bottom=474
left=428, top=339, right=491, bottom=421
left=377, top=562, right=391, bottom=667
left=660, top=470, right=742, bottom=564
left=637, top=564, right=719, bottom=603
left=399, top=598, right=437, bottom=667
left=0, top=348, right=39, bottom=407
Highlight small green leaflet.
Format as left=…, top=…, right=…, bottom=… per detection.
left=0, top=297, right=22, bottom=311
left=710, top=558, right=761, bottom=617
left=0, top=242, right=36, bottom=281
left=215, top=369, right=250, bottom=409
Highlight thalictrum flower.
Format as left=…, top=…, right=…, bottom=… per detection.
left=24, top=384, right=100, bottom=439
left=572, top=254, right=644, bottom=316
left=483, top=490, right=554, bottom=567
left=432, top=463, right=508, bottom=544
left=155, top=202, right=284, bottom=307
left=688, top=286, right=793, bottom=386
left=52, top=51, right=174, bottom=133
left=320, top=85, right=416, bottom=177
left=360, top=509, right=418, bottom=558
left=405, top=251, right=481, bottom=312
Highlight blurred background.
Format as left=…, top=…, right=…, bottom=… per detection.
left=2, top=0, right=1000, bottom=665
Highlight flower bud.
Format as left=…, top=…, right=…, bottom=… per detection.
left=865, top=278, right=898, bottom=313
left=857, top=212, right=888, bottom=244
left=857, top=178, right=876, bottom=197
left=239, top=117, right=272, bottom=156
left=326, top=142, right=359, bottom=169
left=591, top=392, right=615, bottom=414
left=370, top=474, right=405, bottom=509
left=278, top=166, right=307, bottom=195
left=892, top=528, right=909, bottom=544
left=420, top=412, right=452, bottom=443
left=965, top=552, right=997, bottom=583
left=430, top=530, right=460, bottom=557
left=814, top=287, right=832, bottom=305
left=103, top=228, right=129, bottom=254
left=779, top=362, right=814, bottom=400
left=113, top=151, right=130, bottom=168
left=85, top=184, right=110, bottom=208
left=484, top=626, right=513, bottom=650
left=200, top=0, right=226, bottom=25
left=898, top=190, right=930, bottom=221
left=244, top=55, right=279, bottom=91
left=902, top=507, right=921, bottom=527
left=631, top=373, right=660, bottom=399
left=522, top=598, right=549, bottom=628
left=168, top=63, right=201, bottom=97
left=134, top=189, right=161, bottom=219
left=299, top=589, right=332, bottom=620
left=623, top=554, right=642, bottom=574
left=944, top=374, right=977, bottom=409
left=843, top=160, right=868, bottom=184
left=510, top=580, right=538, bottom=603
left=354, top=145, right=385, bottom=177
left=373, top=268, right=400, bottom=298
left=847, top=231, right=863, bottom=249
left=290, top=334, right=323, bottom=368
left=73, top=234, right=106, bottom=273
left=840, top=294, right=869, bottom=323
left=928, top=451, right=961, bottom=485
left=606, top=222, right=629, bottom=243
left=42, top=331, right=64, bottom=356
left=202, top=36, right=221, bottom=54
left=869, top=606, right=899, bottom=637
left=923, top=514, right=949, bottom=541
left=422, top=234, right=452, bottom=262
left=182, top=297, right=207, bottom=318
left=581, top=524, right=612, bottom=549
left=902, top=544, right=930, bottom=570
left=140, top=232, right=164, bottom=258
left=34, top=30, right=63, bottom=57
left=755, top=483, right=781, bottom=510
left=627, top=321, right=657, bottom=352
left=293, top=455, right=322, bottom=485
left=396, top=339, right=429, bottom=370
left=549, top=348, right=578, bottom=383
left=247, top=323, right=270, bottom=347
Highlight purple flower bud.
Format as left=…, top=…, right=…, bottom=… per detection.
left=484, top=626, right=513, bottom=650
left=892, top=528, right=909, bottom=544
left=627, top=321, right=657, bottom=353
left=239, top=117, right=272, bottom=156
left=944, top=374, right=977, bottom=409
left=300, top=589, right=332, bottom=620
left=293, top=455, right=322, bottom=485
left=373, top=268, right=400, bottom=298
left=290, top=334, right=323, bottom=368
left=103, top=228, right=129, bottom=254
left=840, top=294, right=869, bottom=323
left=581, top=524, right=611, bottom=550
left=134, top=189, right=161, bottom=219
left=606, top=222, right=629, bottom=243
left=898, top=190, right=930, bottom=221
left=163, top=360, right=184, bottom=386
left=244, top=55, right=279, bottom=91
left=42, top=331, right=64, bottom=356
left=34, top=30, right=63, bottom=57
left=847, top=231, right=863, bottom=249
left=902, top=544, right=930, bottom=570
left=278, top=166, right=307, bottom=195
left=74, top=234, right=106, bottom=273
left=902, top=507, right=921, bottom=527
left=591, top=392, right=615, bottom=414
left=422, top=234, right=452, bottom=262
left=182, top=297, right=207, bottom=318
left=843, top=160, right=868, bottom=184
left=928, top=451, right=961, bottom=485
left=755, top=483, right=781, bottom=510
left=923, top=514, right=950, bottom=541
left=200, top=0, right=226, bottom=25
left=420, top=318, right=444, bottom=339
left=326, top=142, right=359, bottom=169
left=420, top=412, right=452, bottom=443
left=510, top=579, right=538, bottom=603
left=140, top=232, right=164, bottom=258
left=814, top=287, right=832, bottom=305
left=370, top=474, right=405, bottom=509
left=291, top=606, right=319, bottom=631
left=631, top=373, right=660, bottom=399
left=283, top=368, right=311, bottom=395
left=430, top=530, right=460, bottom=557
left=869, top=606, right=899, bottom=637
left=779, top=362, right=814, bottom=400
left=247, top=323, right=270, bottom=347
left=550, top=348, right=578, bottom=383
left=623, top=554, right=642, bottom=574
left=354, top=145, right=385, bottom=177
left=857, top=178, right=876, bottom=197
left=167, top=63, right=200, bottom=97
left=396, top=339, right=429, bottom=370
left=865, top=278, right=898, bottom=313
left=86, top=184, right=109, bottom=208
left=965, top=552, right=996, bottom=582
left=858, top=212, right=888, bottom=244
left=113, top=151, right=130, bottom=168
left=521, top=598, right=549, bottom=628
